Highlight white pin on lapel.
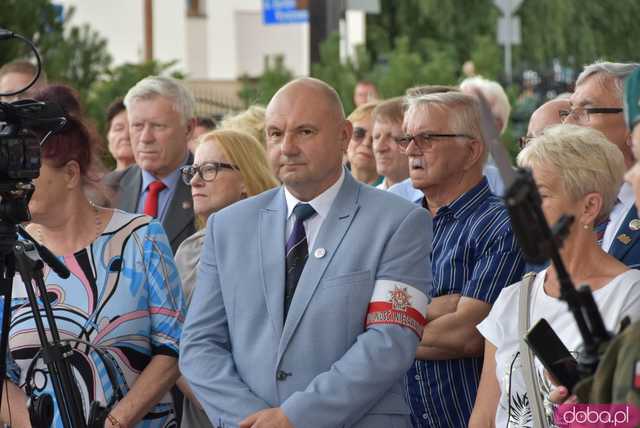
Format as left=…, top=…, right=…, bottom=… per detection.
left=629, top=219, right=640, bottom=231
left=314, top=248, right=326, bottom=259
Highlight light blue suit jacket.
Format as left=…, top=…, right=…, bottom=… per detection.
left=179, top=171, right=433, bottom=428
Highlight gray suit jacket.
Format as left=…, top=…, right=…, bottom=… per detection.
left=180, top=171, right=433, bottom=428
left=106, top=157, right=196, bottom=254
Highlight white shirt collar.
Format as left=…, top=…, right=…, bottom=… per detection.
left=284, top=168, right=345, bottom=221
left=618, top=181, right=635, bottom=207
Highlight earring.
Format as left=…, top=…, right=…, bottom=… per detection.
left=582, top=224, right=590, bottom=230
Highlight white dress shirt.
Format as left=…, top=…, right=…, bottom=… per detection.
left=602, top=182, right=636, bottom=252
left=284, top=169, right=345, bottom=252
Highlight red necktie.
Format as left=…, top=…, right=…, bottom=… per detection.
left=143, top=180, right=166, bottom=218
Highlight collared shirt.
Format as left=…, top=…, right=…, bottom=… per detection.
left=137, top=154, right=189, bottom=222
left=376, top=177, right=390, bottom=190
left=602, top=182, right=635, bottom=252
left=389, top=164, right=506, bottom=204
left=404, top=177, right=525, bottom=428
left=284, top=168, right=345, bottom=252
left=388, top=178, right=424, bottom=203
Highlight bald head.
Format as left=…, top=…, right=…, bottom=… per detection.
left=269, top=77, right=345, bottom=120
left=527, top=98, right=571, bottom=137
left=265, top=77, right=352, bottom=201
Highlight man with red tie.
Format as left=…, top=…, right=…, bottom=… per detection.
left=107, top=75, right=197, bottom=254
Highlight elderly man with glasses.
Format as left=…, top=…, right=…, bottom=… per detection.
left=562, top=61, right=640, bottom=268
left=401, top=91, right=525, bottom=428
left=518, top=97, right=571, bottom=149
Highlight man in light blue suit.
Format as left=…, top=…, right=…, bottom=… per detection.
left=179, top=78, right=433, bottom=428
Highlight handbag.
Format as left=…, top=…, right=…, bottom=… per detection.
left=518, top=272, right=549, bottom=428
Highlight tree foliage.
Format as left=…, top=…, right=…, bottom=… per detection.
left=0, top=1, right=112, bottom=105
left=311, top=33, right=360, bottom=113
left=238, top=55, right=294, bottom=108
left=87, top=60, right=182, bottom=135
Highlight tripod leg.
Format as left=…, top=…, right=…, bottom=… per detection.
left=14, top=242, right=87, bottom=428
left=0, top=253, right=15, bottom=410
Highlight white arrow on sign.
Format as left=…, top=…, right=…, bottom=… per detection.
left=493, top=0, right=524, bottom=15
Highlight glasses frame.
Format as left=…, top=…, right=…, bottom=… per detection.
left=180, top=161, right=239, bottom=185
left=559, top=107, right=623, bottom=123
left=397, top=132, right=475, bottom=153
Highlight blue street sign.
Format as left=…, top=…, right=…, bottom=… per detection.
left=263, top=0, right=309, bottom=25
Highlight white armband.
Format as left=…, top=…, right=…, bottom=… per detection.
left=365, top=279, right=428, bottom=338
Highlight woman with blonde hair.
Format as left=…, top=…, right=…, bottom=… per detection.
left=347, top=101, right=382, bottom=186
left=469, top=124, right=640, bottom=428
left=174, top=129, right=278, bottom=428
left=219, top=105, right=267, bottom=147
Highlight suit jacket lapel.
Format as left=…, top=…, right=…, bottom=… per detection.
left=160, top=153, right=195, bottom=246
left=119, top=167, right=142, bottom=213
left=609, top=205, right=640, bottom=262
left=277, top=173, right=360, bottom=361
left=260, top=189, right=287, bottom=339
left=163, top=178, right=195, bottom=244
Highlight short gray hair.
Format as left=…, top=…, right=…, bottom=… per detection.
left=405, top=91, right=487, bottom=162
left=124, top=75, right=195, bottom=123
left=575, top=61, right=640, bottom=102
left=517, top=124, right=624, bottom=224
left=459, top=76, right=511, bottom=133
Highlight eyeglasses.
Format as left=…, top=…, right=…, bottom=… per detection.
left=397, top=132, right=475, bottom=153
left=559, top=107, right=623, bottom=123
left=180, top=162, right=239, bottom=185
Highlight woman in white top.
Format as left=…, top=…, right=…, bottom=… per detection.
left=469, top=124, right=640, bottom=428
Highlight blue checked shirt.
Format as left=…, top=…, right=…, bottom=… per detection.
left=404, top=177, right=525, bottom=428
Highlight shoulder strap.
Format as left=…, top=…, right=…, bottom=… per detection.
left=518, top=272, right=549, bottom=428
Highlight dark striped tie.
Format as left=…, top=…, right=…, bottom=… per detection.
left=284, top=203, right=316, bottom=321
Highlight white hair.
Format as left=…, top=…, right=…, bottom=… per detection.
left=517, top=124, right=624, bottom=224
left=459, top=76, right=511, bottom=133
left=405, top=91, right=487, bottom=163
left=124, top=75, right=195, bottom=123
left=575, top=61, right=640, bottom=102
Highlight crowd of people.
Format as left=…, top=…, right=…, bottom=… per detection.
left=0, top=57, right=639, bottom=428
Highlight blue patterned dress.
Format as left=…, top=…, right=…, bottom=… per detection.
left=5, top=210, right=185, bottom=427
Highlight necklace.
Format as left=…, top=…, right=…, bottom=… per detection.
left=37, top=202, right=103, bottom=250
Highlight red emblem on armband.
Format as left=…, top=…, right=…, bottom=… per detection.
left=365, top=280, right=428, bottom=338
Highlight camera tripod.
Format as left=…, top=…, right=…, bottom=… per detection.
left=0, top=220, right=108, bottom=427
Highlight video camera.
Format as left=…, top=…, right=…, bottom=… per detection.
left=0, top=28, right=66, bottom=226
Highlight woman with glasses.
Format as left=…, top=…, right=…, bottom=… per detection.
left=469, top=124, right=640, bottom=428
left=346, top=101, right=383, bottom=186
left=175, top=129, right=278, bottom=428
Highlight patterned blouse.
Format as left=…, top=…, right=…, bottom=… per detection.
left=5, top=210, right=185, bottom=427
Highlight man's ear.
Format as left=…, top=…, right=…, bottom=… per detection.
left=185, top=117, right=197, bottom=140
left=463, top=138, right=485, bottom=170
left=340, top=119, right=353, bottom=153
